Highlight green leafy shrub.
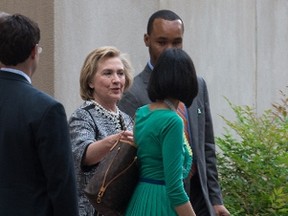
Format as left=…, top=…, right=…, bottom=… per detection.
left=216, top=88, right=288, bottom=216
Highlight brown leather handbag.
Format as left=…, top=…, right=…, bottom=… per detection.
left=84, top=139, right=139, bottom=216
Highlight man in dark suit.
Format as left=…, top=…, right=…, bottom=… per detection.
left=0, top=11, right=9, bottom=67
left=118, top=10, right=230, bottom=216
left=0, top=14, right=79, bottom=216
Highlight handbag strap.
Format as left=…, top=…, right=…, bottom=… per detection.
left=82, top=104, right=133, bottom=136
left=97, top=144, right=137, bottom=204
left=82, top=104, right=99, bottom=137
left=82, top=104, right=137, bottom=204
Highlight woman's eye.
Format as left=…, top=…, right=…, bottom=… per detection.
left=117, top=71, right=124, bottom=76
left=103, top=71, right=112, bottom=75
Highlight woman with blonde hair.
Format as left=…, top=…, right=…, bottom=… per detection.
left=69, top=46, right=134, bottom=216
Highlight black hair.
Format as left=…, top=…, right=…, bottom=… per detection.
left=147, top=9, right=184, bottom=34
left=148, top=48, right=198, bottom=107
left=0, top=14, right=40, bottom=66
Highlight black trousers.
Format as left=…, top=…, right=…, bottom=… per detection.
left=190, top=173, right=212, bottom=216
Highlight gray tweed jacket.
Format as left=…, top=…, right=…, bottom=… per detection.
left=69, top=100, right=133, bottom=216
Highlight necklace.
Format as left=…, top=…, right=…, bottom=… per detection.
left=91, top=100, right=124, bottom=130
left=163, top=99, right=176, bottom=111
left=92, top=99, right=119, bottom=117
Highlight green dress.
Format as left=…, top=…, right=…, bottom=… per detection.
left=125, top=105, right=192, bottom=216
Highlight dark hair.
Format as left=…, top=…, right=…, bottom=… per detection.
left=147, top=9, right=184, bottom=34
left=148, top=48, right=198, bottom=107
left=0, top=14, right=40, bottom=66
left=0, top=11, right=10, bottom=23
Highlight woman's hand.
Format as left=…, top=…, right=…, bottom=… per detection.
left=175, top=201, right=196, bottom=216
left=103, top=133, right=123, bottom=148
left=119, top=130, right=134, bottom=145
left=84, top=130, right=134, bottom=165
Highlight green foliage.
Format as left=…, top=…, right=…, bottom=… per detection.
left=216, top=88, right=288, bottom=216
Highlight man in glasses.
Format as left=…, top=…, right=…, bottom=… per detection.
left=0, top=13, right=79, bottom=216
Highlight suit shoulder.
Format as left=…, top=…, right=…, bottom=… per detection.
left=27, top=87, right=63, bottom=109
left=197, top=76, right=205, bottom=84
left=126, top=70, right=148, bottom=94
left=134, top=70, right=147, bottom=83
left=197, top=76, right=208, bottom=91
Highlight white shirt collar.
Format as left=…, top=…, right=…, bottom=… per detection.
left=0, top=67, right=32, bottom=83
left=148, top=60, right=154, bottom=71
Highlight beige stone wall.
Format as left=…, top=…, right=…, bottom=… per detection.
left=0, top=0, right=54, bottom=95
left=1, top=0, right=287, bottom=136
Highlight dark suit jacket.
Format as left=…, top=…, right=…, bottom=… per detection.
left=0, top=71, right=79, bottom=216
left=118, top=64, right=223, bottom=215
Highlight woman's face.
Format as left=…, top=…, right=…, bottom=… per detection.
left=89, top=56, right=125, bottom=106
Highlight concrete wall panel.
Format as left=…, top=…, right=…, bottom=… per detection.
left=54, top=0, right=158, bottom=116
left=0, top=0, right=54, bottom=95
left=1, top=0, right=287, bottom=136
left=256, top=0, right=288, bottom=113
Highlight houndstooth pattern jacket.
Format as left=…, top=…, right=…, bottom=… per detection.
left=69, top=100, right=133, bottom=216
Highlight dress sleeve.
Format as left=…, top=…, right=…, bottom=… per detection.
left=161, top=114, right=190, bottom=207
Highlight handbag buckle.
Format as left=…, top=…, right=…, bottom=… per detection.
left=97, top=186, right=106, bottom=203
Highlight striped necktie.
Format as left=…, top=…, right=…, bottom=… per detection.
left=177, top=102, right=190, bottom=143
left=177, top=102, right=197, bottom=178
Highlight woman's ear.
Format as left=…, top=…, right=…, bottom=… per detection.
left=88, top=81, right=94, bottom=89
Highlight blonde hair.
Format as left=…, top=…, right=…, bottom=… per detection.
left=79, top=46, right=133, bottom=100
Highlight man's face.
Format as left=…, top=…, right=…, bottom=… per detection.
left=144, top=18, right=183, bottom=66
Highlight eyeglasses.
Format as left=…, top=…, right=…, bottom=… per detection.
left=36, top=44, right=43, bottom=54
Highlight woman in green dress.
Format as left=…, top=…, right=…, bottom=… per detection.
left=125, top=48, right=198, bottom=216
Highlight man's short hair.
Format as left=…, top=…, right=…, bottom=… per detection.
left=148, top=48, right=198, bottom=107
left=0, top=14, right=40, bottom=66
left=147, top=9, right=184, bottom=34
